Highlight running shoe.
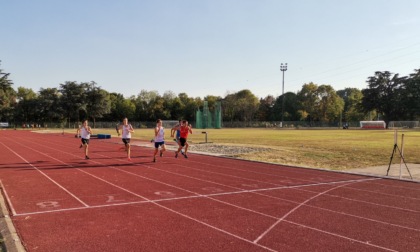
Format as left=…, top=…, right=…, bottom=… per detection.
left=85, top=156, right=90, bottom=160
left=79, top=144, right=83, bottom=148
left=175, top=152, right=178, bottom=158
left=153, top=157, right=156, bottom=162
left=184, top=154, right=188, bottom=159
left=160, top=150, right=163, bottom=157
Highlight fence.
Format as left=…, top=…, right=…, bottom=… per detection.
left=388, top=121, right=419, bottom=129
left=196, top=101, right=222, bottom=129
left=10, top=120, right=419, bottom=129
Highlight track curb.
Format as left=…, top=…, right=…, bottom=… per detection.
left=0, top=184, right=26, bottom=252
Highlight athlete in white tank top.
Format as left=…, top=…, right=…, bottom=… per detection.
left=122, top=124, right=132, bottom=139
left=117, top=118, right=134, bottom=161
left=76, top=120, right=92, bottom=160
left=153, top=119, right=166, bottom=162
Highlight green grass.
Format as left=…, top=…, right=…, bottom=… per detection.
left=62, top=127, right=420, bottom=170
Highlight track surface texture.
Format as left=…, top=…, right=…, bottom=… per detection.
left=0, top=130, right=419, bottom=252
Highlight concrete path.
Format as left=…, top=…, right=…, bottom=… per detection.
left=348, top=163, right=420, bottom=182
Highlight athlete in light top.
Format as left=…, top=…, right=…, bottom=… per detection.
left=153, top=119, right=166, bottom=162
left=76, top=120, right=93, bottom=160
left=117, top=118, right=134, bottom=161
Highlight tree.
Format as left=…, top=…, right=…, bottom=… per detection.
left=256, top=95, right=275, bottom=121
left=177, top=93, right=201, bottom=122
left=14, top=87, right=38, bottom=124
left=59, top=81, right=88, bottom=127
left=169, top=96, right=185, bottom=120
left=337, top=88, right=366, bottom=122
left=222, top=89, right=259, bottom=122
left=85, top=82, right=111, bottom=127
left=134, top=90, right=160, bottom=121
left=316, top=85, right=344, bottom=122
left=402, top=69, right=420, bottom=120
left=361, top=71, right=407, bottom=126
left=203, top=95, right=222, bottom=111
left=104, top=93, right=135, bottom=121
left=297, top=83, right=344, bottom=124
left=272, top=92, right=299, bottom=121
left=38, top=88, right=63, bottom=124
left=0, top=63, right=16, bottom=122
left=297, top=82, right=319, bottom=123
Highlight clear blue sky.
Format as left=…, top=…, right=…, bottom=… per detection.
left=1, top=0, right=420, bottom=99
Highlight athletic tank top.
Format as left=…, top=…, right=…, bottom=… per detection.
left=81, top=127, right=90, bottom=139
left=154, top=127, right=165, bottom=142
left=122, top=125, right=132, bottom=139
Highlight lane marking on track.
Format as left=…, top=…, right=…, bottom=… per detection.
left=106, top=195, right=125, bottom=203
left=8, top=135, right=418, bottom=252
left=282, top=219, right=399, bottom=252
left=10, top=136, right=278, bottom=252
left=0, top=179, right=17, bottom=216
left=294, top=186, right=420, bottom=214
left=0, top=142, right=89, bottom=208
left=36, top=201, right=60, bottom=209
left=254, top=180, right=367, bottom=244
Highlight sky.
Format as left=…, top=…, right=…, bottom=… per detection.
left=1, top=0, right=420, bottom=99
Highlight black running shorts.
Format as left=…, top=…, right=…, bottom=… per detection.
left=179, top=137, right=187, bottom=147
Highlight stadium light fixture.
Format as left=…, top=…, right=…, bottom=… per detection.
left=280, top=63, right=287, bottom=127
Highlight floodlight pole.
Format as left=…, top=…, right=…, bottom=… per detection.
left=280, top=63, right=288, bottom=128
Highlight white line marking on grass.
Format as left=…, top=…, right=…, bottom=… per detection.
left=0, top=142, right=89, bottom=209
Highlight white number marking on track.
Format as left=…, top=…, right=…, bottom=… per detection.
left=154, top=191, right=176, bottom=197
left=106, top=195, right=125, bottom=203
left=36, top=201, right=60, bottom=208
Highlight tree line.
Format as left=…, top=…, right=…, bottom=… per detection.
left=1, top=62, right=419, bottom=128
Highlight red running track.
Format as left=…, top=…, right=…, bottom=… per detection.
left=0, top=130, right=419, bottom=251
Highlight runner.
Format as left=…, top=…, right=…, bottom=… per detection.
left=153, top=119, right=166, bottom=162
left=170, top=119, right=184, bottom=155
left=117, top=117, right=134, bottom=161
left=174, top=120, right=192, bottom=159
left=76, top=120, right=93, bottom=160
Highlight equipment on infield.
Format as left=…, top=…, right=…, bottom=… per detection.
left=386, top=130, right=412, bottom=179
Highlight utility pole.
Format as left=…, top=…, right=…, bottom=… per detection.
left=280, top=63, right=287, bottom=128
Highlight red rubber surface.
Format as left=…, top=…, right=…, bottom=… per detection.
left=0, top=130, right=419, bottom=251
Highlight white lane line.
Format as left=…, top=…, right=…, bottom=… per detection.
left=253, top=187, right=420, bottom=233
left=282, top=219, right=399, bottom=252
left=0, top=142, right=89, bottom=208
left=13, top=137, right=277, bottom=252
left=13, top=136, right=416, bottom=251
left=0, top=179, right=17, bottom=216
left=9, top=140, right=152, bottom=203
left=333, top=184, right=420, bottom=202
left=253, top=180, right=362, bottom=244
left=296, top=186, right=420, bottom=213
left=15, top=135, right=417, bottom=223
left=188, top=157, right=359, bottom=184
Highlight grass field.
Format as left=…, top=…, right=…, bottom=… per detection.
left=60, top=127, right=420, bottom=170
